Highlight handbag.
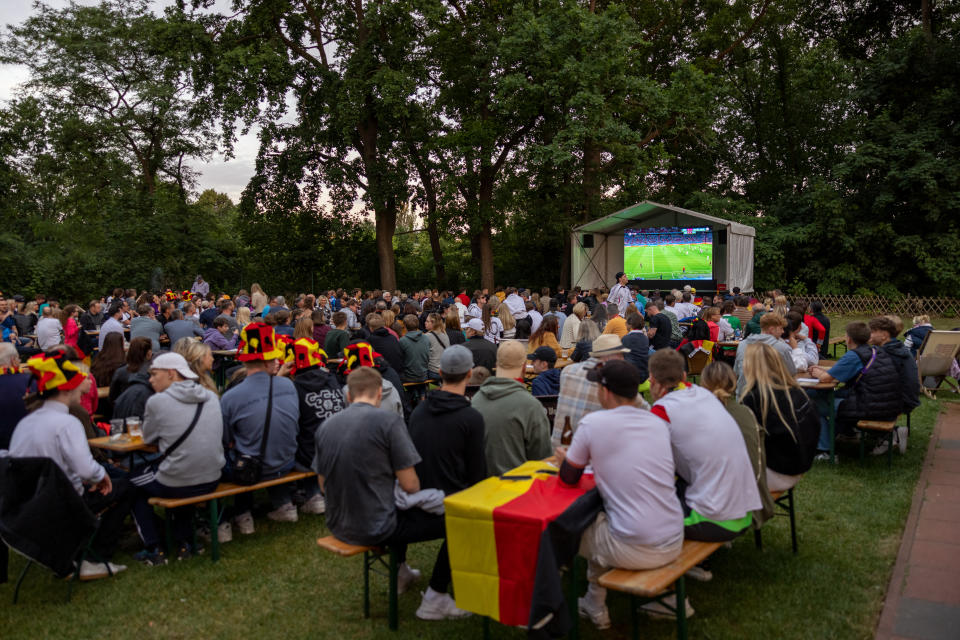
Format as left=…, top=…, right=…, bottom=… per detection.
left=233, top=375, right=273, bottom=486
left=130, top=401, right=205, bottom=487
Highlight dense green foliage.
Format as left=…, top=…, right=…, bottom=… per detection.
left=1, top=0, right=958, bottom=298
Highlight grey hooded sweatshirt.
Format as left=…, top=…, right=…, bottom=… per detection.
left=142, top=380, right=225, bottom=487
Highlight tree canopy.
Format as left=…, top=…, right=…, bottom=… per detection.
left=1, top=0, right=957, bottom=299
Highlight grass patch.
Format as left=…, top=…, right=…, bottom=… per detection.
left=0, top=398, right=943, bottom=640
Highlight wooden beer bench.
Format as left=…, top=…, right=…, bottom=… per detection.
left=148, top=470, right=316, bottom=562
left=317, top=535, right=400, bottom=630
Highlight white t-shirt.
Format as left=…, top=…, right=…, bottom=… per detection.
left=36, top=316, right=63, bottom=350
left=484, top=317, right=504, bottom=344
left=652, top=384, right=761, bottom=521
left=566, top=405, right=684, bottom=547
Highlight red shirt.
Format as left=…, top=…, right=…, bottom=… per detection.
left=803, top=314, right=826, bottom=344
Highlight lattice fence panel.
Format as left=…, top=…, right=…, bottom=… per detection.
left=790, top=295, right=960, bottom=318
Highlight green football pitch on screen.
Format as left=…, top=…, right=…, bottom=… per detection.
left=623, top=243, right=712, bottom=280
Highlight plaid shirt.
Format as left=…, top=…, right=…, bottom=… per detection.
left=552, top=358, right=649, bottom=444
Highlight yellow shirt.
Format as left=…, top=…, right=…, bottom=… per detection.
left=602, top=316, right=628, bottom=338
left=527, top=332, right=563, bottom=360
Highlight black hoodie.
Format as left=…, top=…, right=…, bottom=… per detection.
left=408, top=390, right=486, bottom=495
left=292, top=367, right=347, bottom=467
left=367, top=326, right=404, bottom=373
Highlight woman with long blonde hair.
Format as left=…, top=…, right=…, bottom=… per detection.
left=740, top=342, right=819, bottom=491
left=293, top=316, right=314, bottom=340
left=235, top=306, right=251, bottom=329
left=174, top=338, right=217, bottom=393
left=559, top=302, right=586, bottom=350
left=771, top=295, right=788, bottom=317
left=496, top=304, right=516, bottom=339
left=250, top=283, right=268, bottom=314
left=424, top=312, right=450, bottom=379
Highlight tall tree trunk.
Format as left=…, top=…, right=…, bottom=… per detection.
left=426, top=213, right=446, bottom=288
left=375, top=203, right=397, bottom=291
left=478, top=167, right=496, bottom=291
left=582, top=139, right=601, bottom=222
left=560, top=230, right=572, bottom=290
left=921, top=0, right=933, bottom=41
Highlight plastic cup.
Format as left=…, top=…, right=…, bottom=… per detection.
left=126, top=416, right=143, bottom=439
left=109, top=419, right=125, bottom=441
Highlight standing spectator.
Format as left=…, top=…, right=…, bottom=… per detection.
left=60, top=304, right=83, bottom=355
left=398, top=314, right=430, bottom=383
left=444, top=309, right=466, bottom=345
left=250, top=283, right=268, bottom=314
left=463, top=318, right=497, bottom=371
left=191, top=275, right=210, bottom=298
left=36, top=306, right=63, bottom=351
left=324, top=312, right=351, bottom=359
left=221, top=323, right=301, bottom=532
left=424, top=313, right=450, bottom=381
left=607, top=272, right=633, bottom=316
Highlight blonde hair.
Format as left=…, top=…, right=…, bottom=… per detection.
left=497, top=304, right=516, bottom=331
left=381, top=309, right=396, bottom=329
left=741, top=342, right=799, bottom=440
left=771, top=295, right=788, bottom=317
left=427, top=312, right=446, bottom=334
left=572, top=302, right=587, bottom=319
left=700, top=361, right=737, bottom=402
left=445, top=308, right=461, bottom=331
left=294, top=316, right=314, bottom=339
left=912, top=314, right=930, bottom=326
left=173, top=338, right=217, bottom=393
left=236, top=306, right=251, bottom=328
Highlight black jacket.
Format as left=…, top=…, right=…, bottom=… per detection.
left=112, top=371, right=154, bottom=421
left=292, top=367, right=346, bottom=467
left=367, top=327, right=404, bottom=374
left=446, top=329, right=466, bottom=346
left=838, top=344, right=902, bottom=422
left=0, top=373, right=30, bottom=450
left=408, top=390, right=486, bottom=495
left=621, top=331, right=650, bottom=382
left=742, top=387, right=819, bottom=476
left=464, top=336, right=497, bottom=371
left=882, top=339, right=921, bottom=412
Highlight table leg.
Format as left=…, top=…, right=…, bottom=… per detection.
left=209, top=499, right=220, bottom=563
left=676, top=577, right=688, bottom=640
left=388, top=547, right=399, bottom=630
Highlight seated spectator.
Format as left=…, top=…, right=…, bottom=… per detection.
left=703, top=306, right=722, bottom=342
left=648, top=349, right=761, bottom=542
left=700, top=361, right=774, bottom=528
left=311, top=309, right=330, bottom=346
left=444, top=308, right=466, bottom=345
left=0, top=343, right=29, bottom=450
left=602, top=302, right=628, bottom=339
left=868, top=316, right=920, bottom=453
left=544, top=298, right=566, bottom=338
left=287, top=338, right=346, bottom=516
left=528, top=346, right=561, bottom=396
left=323, top=311, right=350, bottom=359
left=734, top=313, right=798, bottom=397
left=526, top=299, right=543, bottom=337
left=644, top=301, right=672, bottom=352
left=496, top=303, right=516, bottom=340
left=107, top=337, right=152, bottom=403
left=462, top=318, right=497, bottom=370
left=315, top=367, right=469, bottom=618
left=203, top=316, right=239, bottom=351
left=132, top=353, right=224, bottom=564
left=236, top=306, right=251, bottom=329
left=91, top=332, right=127, bottom=389
left=221, top=323, right=300, bottom=533
left=785, top=312, right=819, bottom=371
left=216, top=299, right=239, bottom=334
left=739, top=344, right=819, bottom=492
left=398, top=314, right=430, bottom=383
left=527, top=314, right=562, bottom=360
left=36, top=305, right=63, bottom=351
left=112, top=338, right=156, bottom=422
left=199, top=299, right=220, bottom=329
left=9, top=351, right=133, bottom=579
left=174, top=339, right=218, bottom=394
left=559, top=302, right=585, bottom=350
left=569, top=316, right=602, bottom=363
left=471, top=340, right=552, bottom=475
left=130, top=304, right=165, bottom=352
left=621, top=313, right=650, bottom=381
left=366, top=312, right=403, bottom=373
left=555, top=359, right=683, bottom=630
left=274, top=309, right=294, bottom=337
left=163, top=308, right=204, bottom=347
left=338, top=341, right=407, bottom=418
left=424, top=312, right=451, bottom=381
left=407, top=345, right=486, bottom=619
left=903, top=314, right=934, bottom=357
left=807, top=322, right=902, bottom=459
left=743, top=303, right=767, bottom=337
left=60, top=304, right=83, bottom=356
left=554, top=334, right=647, bottom=445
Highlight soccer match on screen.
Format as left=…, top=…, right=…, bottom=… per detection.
left=623, top=226, right=713, bottom=280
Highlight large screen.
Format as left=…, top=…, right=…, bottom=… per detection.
left=623, top=226, right=713, bottom=280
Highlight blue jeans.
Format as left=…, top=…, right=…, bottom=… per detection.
left=808, top=389, right=843, bottom=452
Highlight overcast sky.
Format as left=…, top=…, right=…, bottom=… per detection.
left=0, top=0, right=258, bottom=202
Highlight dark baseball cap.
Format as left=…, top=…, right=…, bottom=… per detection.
left=586, top=360, right=642, bottom=399
left=526, top=346, right=557, bottom=364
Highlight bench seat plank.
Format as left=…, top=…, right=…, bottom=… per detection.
left=598, top=540, right=723, bottom=597
left=316, top=536, right=377, bottom=557
left=148, top=471, right=316, bottom=508
left=856, top=420, right=896, bottom=431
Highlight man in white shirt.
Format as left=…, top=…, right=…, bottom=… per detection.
left=554, top=360, right=682, bottom=629
left=9, top=351, right=133, bottom=579
left=607, top=272, right=633, bottom=316
left=35, top=306, right=63, bottom=350
left=98, top=301, right=127, bottom=350
left=503, top=287, right=527, bottom=319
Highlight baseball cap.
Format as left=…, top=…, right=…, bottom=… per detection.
left=586, top=360, right=642, bottom=399
left=440, top=344, right=474, bottom=375
left=150, top=352, right=199, bottom=380
left=466, top=318, right=485, bottom=332
left=526, top=346, right=557, bottom=364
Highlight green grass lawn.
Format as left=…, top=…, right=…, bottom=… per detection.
left=1, top=398, right=945, bottom=640
left=625, top=243, right=712, bottom=280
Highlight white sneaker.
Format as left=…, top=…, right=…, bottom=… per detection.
left=267, top=502, right=299, bottom=523
left=415, top=588, right=472, bottom=620
left=641, top=594, right=695, bottom=620
left=300, top=494, right=326, bottom=515
left=217, top=522, right=233, bottom=543
left=79, top=560, right=127, bottom=581
left=577, top=596, right=611, bottom=630
left=397, top=562, right=421, bottom=595
left=685, top=565, right=713, bottom=582
left=870, top=440, right=891, bottom=456
left=896, top=426, right=908, bottom=454
left=234, top=512, right=255, bottom=535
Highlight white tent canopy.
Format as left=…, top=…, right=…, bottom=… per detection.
left=570, top=201, right=755, bottom=292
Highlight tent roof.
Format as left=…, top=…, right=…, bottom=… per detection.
left=573, top=201, right=755, bottom=237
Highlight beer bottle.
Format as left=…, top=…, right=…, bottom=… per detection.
left=560, top=416, right=573, bottom=446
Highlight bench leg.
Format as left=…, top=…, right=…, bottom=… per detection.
left=630, top=595, right=640, bottom=640
left=754, top=527, right=763, bottom=551
left=567, top=555, right=583, bottom=640
left=676, top=577, right=688, bottom=640
left=363, top=551, right=371, bottom=619
left=887, top=431, right=894, bottom=468
left=787, top=488, right=798, bottom=555
left=164, top=510, right=174, bottom=555
left=209, top=499, right=220, bottom=563
left=388, top=547, right=399, bottom=630
left=482, top=616, right=490, bottom=640
left=859, top=431, right=866, bottom=465
left=12, top=560, right=32, bottom=605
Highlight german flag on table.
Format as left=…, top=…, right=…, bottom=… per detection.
left=445, top=460, right=596, bottom=626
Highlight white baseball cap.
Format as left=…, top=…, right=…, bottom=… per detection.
left=150, top=352, right=198, bottom=380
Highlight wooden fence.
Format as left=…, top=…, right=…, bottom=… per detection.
left=789, top=295, right=960, bottom=318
